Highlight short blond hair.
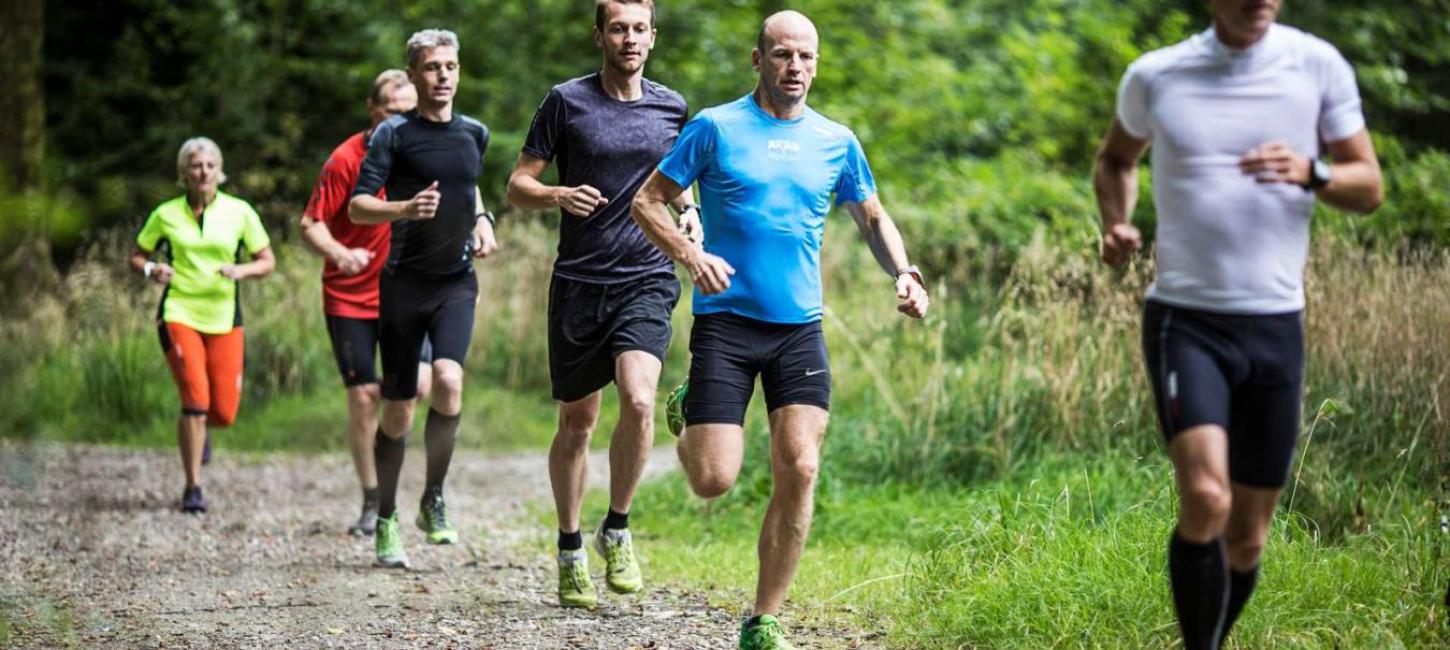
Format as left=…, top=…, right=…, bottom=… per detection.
left=369, top=69, right=411, bottom=106
left=176, top=137, right=226, bottom=186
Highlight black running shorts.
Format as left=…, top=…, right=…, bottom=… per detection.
left=1142, top=300, right=1305, bottom=488
left=683, top=312, right=831, bottom=427
left=547, top=272, right=681, bottom=402
left=378, top=269, right=476, bottom=400
left=325, top=315, right=432, bottom=388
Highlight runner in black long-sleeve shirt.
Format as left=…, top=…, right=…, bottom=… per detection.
left=348, top=28, right=497, bottom=569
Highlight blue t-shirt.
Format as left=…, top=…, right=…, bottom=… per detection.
left=657, top=94, right=876, bottom=324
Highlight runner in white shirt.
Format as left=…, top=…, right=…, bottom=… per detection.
left=1092, top=2, right=1383, bottom=648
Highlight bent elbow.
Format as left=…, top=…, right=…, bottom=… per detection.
left=629, top=194, right=652, bottom=224
left=347, top=197, right=364, bottom=224
left=1360, top=187, right=1384, bottom=215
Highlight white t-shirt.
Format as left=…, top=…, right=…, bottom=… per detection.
left=1116, top=24, right=1366, bottom=314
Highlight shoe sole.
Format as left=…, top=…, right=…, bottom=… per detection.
left=374, top=558, right=409, bottom=569
left=558, top=596, right=599, bottom=609
left=348, top=527, right=375, bottom=537
left=424, top=534, right=458, bottom=545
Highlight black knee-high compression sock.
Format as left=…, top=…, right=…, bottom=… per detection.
left=603, top=509, right=629, bottom=531
left=1169, top=531, right=1229, bottom=650
left=1218, top=565, right=1260, bottom=648
left=374, top=428, right=407, bottom=519
left=558, top=529, right=583, bottom=551
left=423, top=409, right=460, bottom=493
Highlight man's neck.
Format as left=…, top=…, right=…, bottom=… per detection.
left=753, top=86, right=805, bottom=121
left=417, top=99, right=453, bottom=123
left=599, top=63, right=644, bottom=101
left=1213, top=21, right=1270, bottom=51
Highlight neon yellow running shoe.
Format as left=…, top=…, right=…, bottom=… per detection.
left=557, top=549, right=599, bottom=608
left=415, top=487, right=459, bottom=545
left=665, top=380, right=688, bottom=437
left=739, top=615, right=796, bottom=650
left=374, top=512, right=409, bottom=569
left=593, top=526, right=643, bottom=594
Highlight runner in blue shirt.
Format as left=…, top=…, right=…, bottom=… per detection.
left=631, top=11, right=928, bottom=650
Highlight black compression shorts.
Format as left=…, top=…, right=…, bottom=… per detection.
left=1142, top=300, right=1305, bottom=488
left=683, top=312, right=831, bottom=427
left=378, top=269, right=476, bottom=400
left=325, top=315, right=432, bottom=388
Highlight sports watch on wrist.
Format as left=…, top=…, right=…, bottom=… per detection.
left=1305, top=159, right=1331, bottom=191
left=895, top=265, right=925, bottom=291
left=476, top=210, right=496, bottom=226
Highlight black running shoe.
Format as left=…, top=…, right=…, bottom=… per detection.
left=181, top=485, right=208, bottom=513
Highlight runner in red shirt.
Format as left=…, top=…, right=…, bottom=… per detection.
left=300, top=69, right=433, bottom=536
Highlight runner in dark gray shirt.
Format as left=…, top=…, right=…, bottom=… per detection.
left=506, top=0, right=698, bottom=609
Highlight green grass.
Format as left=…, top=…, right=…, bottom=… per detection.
left=626, top=452, right=1449, bottom=649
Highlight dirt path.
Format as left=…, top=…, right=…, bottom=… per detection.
left=0, top=441, right=873, bottom=649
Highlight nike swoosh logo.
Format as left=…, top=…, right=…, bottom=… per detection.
left=804, top=369, right=828, bottom=377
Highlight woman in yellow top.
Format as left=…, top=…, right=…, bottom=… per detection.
left=129, top=137, right=275, bottom=513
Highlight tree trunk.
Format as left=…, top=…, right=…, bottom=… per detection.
left=0, top=0, right=45, bottom=190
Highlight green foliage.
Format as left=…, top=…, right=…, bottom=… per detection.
left=40, top=0, right=1450, bottom=252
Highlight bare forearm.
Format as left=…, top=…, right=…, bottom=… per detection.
left=632, top=196, right=698, bottom=265
left=237, top=251, right=276, bottom=280
left=300, top=219, right=349, bottom=262
left=349, top=195, right=408, bottom=225
left=506, top=173, right=563, bottom=211
left=865, top=216, right=912, bottom=276
left=1093, top=155, right=1139, bottom=228
left=1318, top=160, right=1383, bottom=214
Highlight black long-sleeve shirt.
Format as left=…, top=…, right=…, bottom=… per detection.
left=354, top=110, right=489, bottom=276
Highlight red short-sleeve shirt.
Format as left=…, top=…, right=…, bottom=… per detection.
left=304, top=132, right=390, bottom=319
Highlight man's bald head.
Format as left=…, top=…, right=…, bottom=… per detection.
left=751, top=9, right=820, bottom=116
left=755, top=10, right=819, bottom=54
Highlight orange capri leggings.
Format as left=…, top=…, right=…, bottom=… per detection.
left=157, top=321, right=244, bottom=427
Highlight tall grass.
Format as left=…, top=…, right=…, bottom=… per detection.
left=3, top=219, right=1444, bottom=514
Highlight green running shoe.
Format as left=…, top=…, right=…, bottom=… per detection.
left=665, top=380, right=688, bottom=437
left=415, top=487, right=459, bottom=545
left=739, top=615, right=796, bottom=650
left=374, top=512, right=409, bottom=568
left=593, top=526, right=643, bottom=594
left=557, top=549, right=598, bottom=608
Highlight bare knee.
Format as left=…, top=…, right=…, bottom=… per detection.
left=1225, top=528, right=1267, bottom=567
left=775, top=453, right=820, bottom=491
left=686, top=467, right=736, bottom=499
left=619, top=392, right=655, bottom=428
left=381, top=400, right=414, bottom=437
left=1181, top=478, right=1232, bottom=531
left=347, top=385, right=380, bottom=418
left=433, top=364, right=463, bottom=400
left=555, top=408, right=596, bottom=454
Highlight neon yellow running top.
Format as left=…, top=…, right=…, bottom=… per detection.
left=136, top=192, right=271, bottom=334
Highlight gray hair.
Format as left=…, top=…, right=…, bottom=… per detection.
left=176, top=137, right=226, bottom=186
left=405, top=29, right=460, bottom=68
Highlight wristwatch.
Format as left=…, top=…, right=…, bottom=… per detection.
left=476, top=210, right=496, bottom=226
left=679, top=203, right=700, bottom=215
left=1305, top=159, right=1331, bottom=191
left=895, top=265, right=925, bottom=292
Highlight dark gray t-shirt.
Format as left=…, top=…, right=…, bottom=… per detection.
left=522, top=73, right=687, bottom=283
